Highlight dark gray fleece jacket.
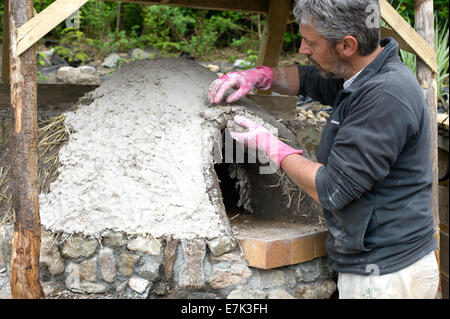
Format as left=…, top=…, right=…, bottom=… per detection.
left=298, top=37, right=437, bottom=275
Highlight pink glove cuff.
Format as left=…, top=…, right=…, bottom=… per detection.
left=254, top=66, right=274, bottom=90
left=273, top=144, right=303, bottom=168
left=255, top=132, right=303, bottom=169
left=229, top=115, right=302, bottom=170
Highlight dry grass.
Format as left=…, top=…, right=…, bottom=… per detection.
left=0, top=114, right=72, bottom=225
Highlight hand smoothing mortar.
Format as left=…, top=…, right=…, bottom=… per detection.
left=39, top=58, right=234, bottom=239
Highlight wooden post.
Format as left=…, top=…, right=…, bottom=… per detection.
left=2, top=0, right=10, bottom=83
left=414, top=0, right=440, bottom=298
left=255, top=0, right=290, bottom=95
left=9, top=0, right=45, bottom=299
left=256, top=0, right=291, bottom=68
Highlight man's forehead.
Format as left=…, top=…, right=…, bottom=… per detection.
left=299, top=24, right=319, bottom=41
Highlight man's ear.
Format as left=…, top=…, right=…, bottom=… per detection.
left=337, top=36, right=359, bottom=57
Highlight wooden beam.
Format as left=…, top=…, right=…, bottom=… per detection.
left=380, top=26, right=415, bottom=54
left=107, top=0, right=269, bottom=13
left=256, top=0, right=291, bottom=68
left=9, top=0, right=45, bottom=299
left=17, top=0, right=89, bottom=56
left=380, top=0, right=437, bottom=73
left=1, top=0, right=10, bottom=84
left=415, top=0, right=440, bottom=299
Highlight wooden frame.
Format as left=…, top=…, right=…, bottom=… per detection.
left=17, top=0, right=89, bottom=56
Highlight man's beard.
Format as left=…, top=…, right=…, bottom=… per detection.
left=308, top=49, right=352, bottom=79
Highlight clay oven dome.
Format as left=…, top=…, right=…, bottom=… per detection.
left=4, top=57, right=322, bottom=240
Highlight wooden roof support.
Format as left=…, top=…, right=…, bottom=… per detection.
left=380, top=0, right=437, bottom=73
left=17, top=0, right=89, bottom=56
left=8, top=0, right=45, bottom=299
left=254, top=0, right=291, bottom=95
left=415, top=0, right=441, bottom=299
left=256, top=0, right=291, bottom=68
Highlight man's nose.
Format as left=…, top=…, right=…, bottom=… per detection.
left=299, top=40, right=312, bottom=56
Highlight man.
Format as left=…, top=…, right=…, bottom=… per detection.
left=208, top=0, right=439, bottom=299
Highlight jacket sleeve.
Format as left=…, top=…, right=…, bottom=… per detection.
left=297, top=65, right=344, bottom=106
left=315, top=86, right=419, bottom=212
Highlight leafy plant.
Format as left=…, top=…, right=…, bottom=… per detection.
left=36, top=52, right=47, bottom=67
left=92, top=27, right=145, bottom=58
left=230, top=33, right=260, bottom=53
left=389, top=0, right=449, bottom=27
left=398, top=13, right=449, bottom=106
left=435, top=19, right=449, bottom=105
left=37, top=71, right=48, bottom=81
left=53, top=28, right=93, bottom=65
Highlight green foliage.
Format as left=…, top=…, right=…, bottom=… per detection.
left=53, top=28, right=93, bottom=65
left=399, top=15, right=449, bottom=105
left=247, top=50, right=258, bottom=64
left=183, top=11, right=233, bottom=57
left=36, top=52, right=47, bottom=67
left=79, top=1, right=118, bottom=38
left=399, top=48, right=416, bottom=74
left=37, top=71, right=48, bottom=81
left=140, top=6, right=259, bottom=58
left=390, top=0, right=449, bottom=26
left=435, top=20, right=449, bottom=105
left=93, top=28, right=145, bottom=58
left=230, top=33, right=260, bottom=53
left=141, top=6, right=190, bottom=53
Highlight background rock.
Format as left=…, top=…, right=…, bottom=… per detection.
left=101, top=53, right=121, bottom=68
left=56, top=66, right=100, bottom=85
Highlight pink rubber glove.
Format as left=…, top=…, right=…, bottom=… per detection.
left=208, top=66, right=274, bottom=104
left=229, top=115, right=303, bottom=168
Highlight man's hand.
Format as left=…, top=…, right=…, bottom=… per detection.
left=228, top=115, right=303, bottom=168
left=208, top=66, right=274, bottom=104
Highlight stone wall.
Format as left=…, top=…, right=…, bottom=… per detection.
left=0, top=224, right=337, bottom=299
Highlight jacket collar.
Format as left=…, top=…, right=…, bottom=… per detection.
left=342, top=37, right=399, bottom=93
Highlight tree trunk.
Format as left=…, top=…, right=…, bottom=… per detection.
left=9, top=0, right=45, bottom=299
left=414, top=0, right=440, bottom=297
left=116, top=2, right=122, bottom=32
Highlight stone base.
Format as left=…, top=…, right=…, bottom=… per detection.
left=0, top=224, right=336, bottom=299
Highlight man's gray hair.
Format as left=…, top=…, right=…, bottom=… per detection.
left=294, top=0, right=381, bottom=56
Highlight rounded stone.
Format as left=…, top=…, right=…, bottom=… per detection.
left=61, top=235, right=98, bottom=259
left=129, top=277, right=150, bottom=294
left=99, top=247, right=116, bottom=283
left=294, top=279, right=337, bottom=299
left=127, top=236, right=161, bottom=256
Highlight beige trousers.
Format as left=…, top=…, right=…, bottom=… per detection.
left=338, top=251, right=439, bottom=299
